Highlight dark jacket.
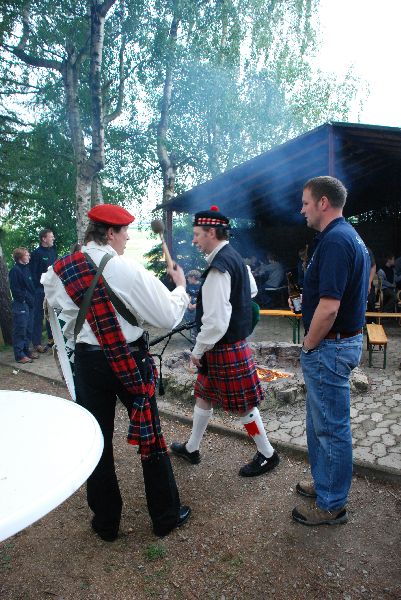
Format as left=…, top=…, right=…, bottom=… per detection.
left=9, top=262, right=35, bottom=307
left=196, top=244, right=252, bottom=344
left=30, top=245, right=57, bottom=288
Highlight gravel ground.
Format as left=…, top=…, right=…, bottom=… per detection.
left=1, top=365, right=401, bottom=600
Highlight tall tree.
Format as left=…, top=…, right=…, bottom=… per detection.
left=0, top=0, right=361, bottom=246
left=2, top=0, right=146, bottom=240
left=146, top=0, right=359, bottom=202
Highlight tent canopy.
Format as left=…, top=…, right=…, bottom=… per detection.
left=160, top=122, right=401, bottom=225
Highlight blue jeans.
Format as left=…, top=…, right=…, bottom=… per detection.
left=12, top=301, right=33, bottom=360
left=300, top=334, right=362, bottom=511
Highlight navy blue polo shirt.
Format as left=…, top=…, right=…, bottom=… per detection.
left=30, top=245, right=57, bottom=288
left=302, top=217, right=370, bottom=332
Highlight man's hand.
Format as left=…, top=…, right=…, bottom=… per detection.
left=167, top=263, right=186, bottom=288
left=304, top=297, right=340, bottom=349
left=288, top=294, right=302, bottom=312
left=190, top=354, right=202, bottom=368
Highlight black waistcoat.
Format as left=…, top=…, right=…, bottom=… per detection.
left=195, top=244, right=252, bottom=344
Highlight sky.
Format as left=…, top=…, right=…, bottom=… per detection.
left=317, top=0, right=400, bottom=127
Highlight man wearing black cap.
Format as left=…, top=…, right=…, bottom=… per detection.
left=42, top=204, right=191, bottom=540
left=170, top=206, right=279, bottom=477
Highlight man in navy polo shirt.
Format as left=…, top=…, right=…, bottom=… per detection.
left=292, top=176, right=370, bottom=526
left=30, top=228, right=57, bottom=352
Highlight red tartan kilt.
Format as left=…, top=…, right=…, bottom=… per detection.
left=194, top=340, right=264, bottom=414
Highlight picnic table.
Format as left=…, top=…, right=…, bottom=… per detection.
left=365, top=311, right=401, bottom=324
left=260, top=309, right=302, bottom=343
left=259, top=310, right=400, bottom=345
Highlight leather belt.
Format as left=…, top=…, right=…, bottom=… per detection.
left=76, top=342, right=140, bottom=352
left=324, top=329, right=363, bottom=340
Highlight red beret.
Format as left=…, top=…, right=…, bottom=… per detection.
left=87, top=204, right=135, bottom=225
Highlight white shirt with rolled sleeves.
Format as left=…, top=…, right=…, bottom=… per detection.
left=41, top=241, right=189, bottom=346
left=192, top=241, right=258, bottom=360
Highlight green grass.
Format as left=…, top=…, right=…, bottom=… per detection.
left=0, top=542, right=14, bottom=571
left=143, top=542, right=166, bottom=561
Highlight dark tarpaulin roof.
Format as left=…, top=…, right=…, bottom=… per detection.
left=159, top=122, right=401, bottom=225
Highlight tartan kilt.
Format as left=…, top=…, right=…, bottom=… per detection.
left=194, top=340, right=264, bottom=414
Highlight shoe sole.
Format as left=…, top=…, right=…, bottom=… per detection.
left=171, top=450, right=200, bottom=465
left=296, top=483, right=317, bottom=498
left=292, top=511, right=348, bottom=526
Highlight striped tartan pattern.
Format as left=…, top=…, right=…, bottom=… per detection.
left=194, top=340, right=264, bottom=414
left=53, top=251, right=166, bottom=459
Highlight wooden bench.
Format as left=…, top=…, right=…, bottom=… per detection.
left=366, top=323, right=388, bottom=368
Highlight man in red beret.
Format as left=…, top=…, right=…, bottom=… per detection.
left=42, top=203, right=191, bottom=540
left=170, top=206, right=279, bottom=477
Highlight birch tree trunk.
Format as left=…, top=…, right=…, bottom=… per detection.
left=61, top=51, right=92, bottom=242
left=156, top=6, right=180, bottom=208
left=69, top=0, right=116, bottom=241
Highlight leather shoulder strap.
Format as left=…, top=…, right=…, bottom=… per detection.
left=77, top=252, right=139, bottom=336
left=74, top=253, right=112, bottom=342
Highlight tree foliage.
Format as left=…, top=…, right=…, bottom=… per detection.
left=0, top=120, right=76, bottom=261
left=1, top=0, right=154, bottom=240
left=142, top=0, right=358, bottom=200
left=0, top=0, right=361, bottom=255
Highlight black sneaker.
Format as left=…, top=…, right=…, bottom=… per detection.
left=239, top=450, right=279, bottom=477
left=170, top=441, right=201, bottom=464
left=154, top=505, right=192, bottom=537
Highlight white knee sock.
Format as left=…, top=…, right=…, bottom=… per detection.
left=186, top=405, right=213, bottom=452
left=240, top=407, right=274, bottom=458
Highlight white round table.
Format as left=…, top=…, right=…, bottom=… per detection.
left=0, top=390, right=103, bottom=542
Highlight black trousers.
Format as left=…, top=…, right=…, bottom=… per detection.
left=74, top=346, right=180, bottom=537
